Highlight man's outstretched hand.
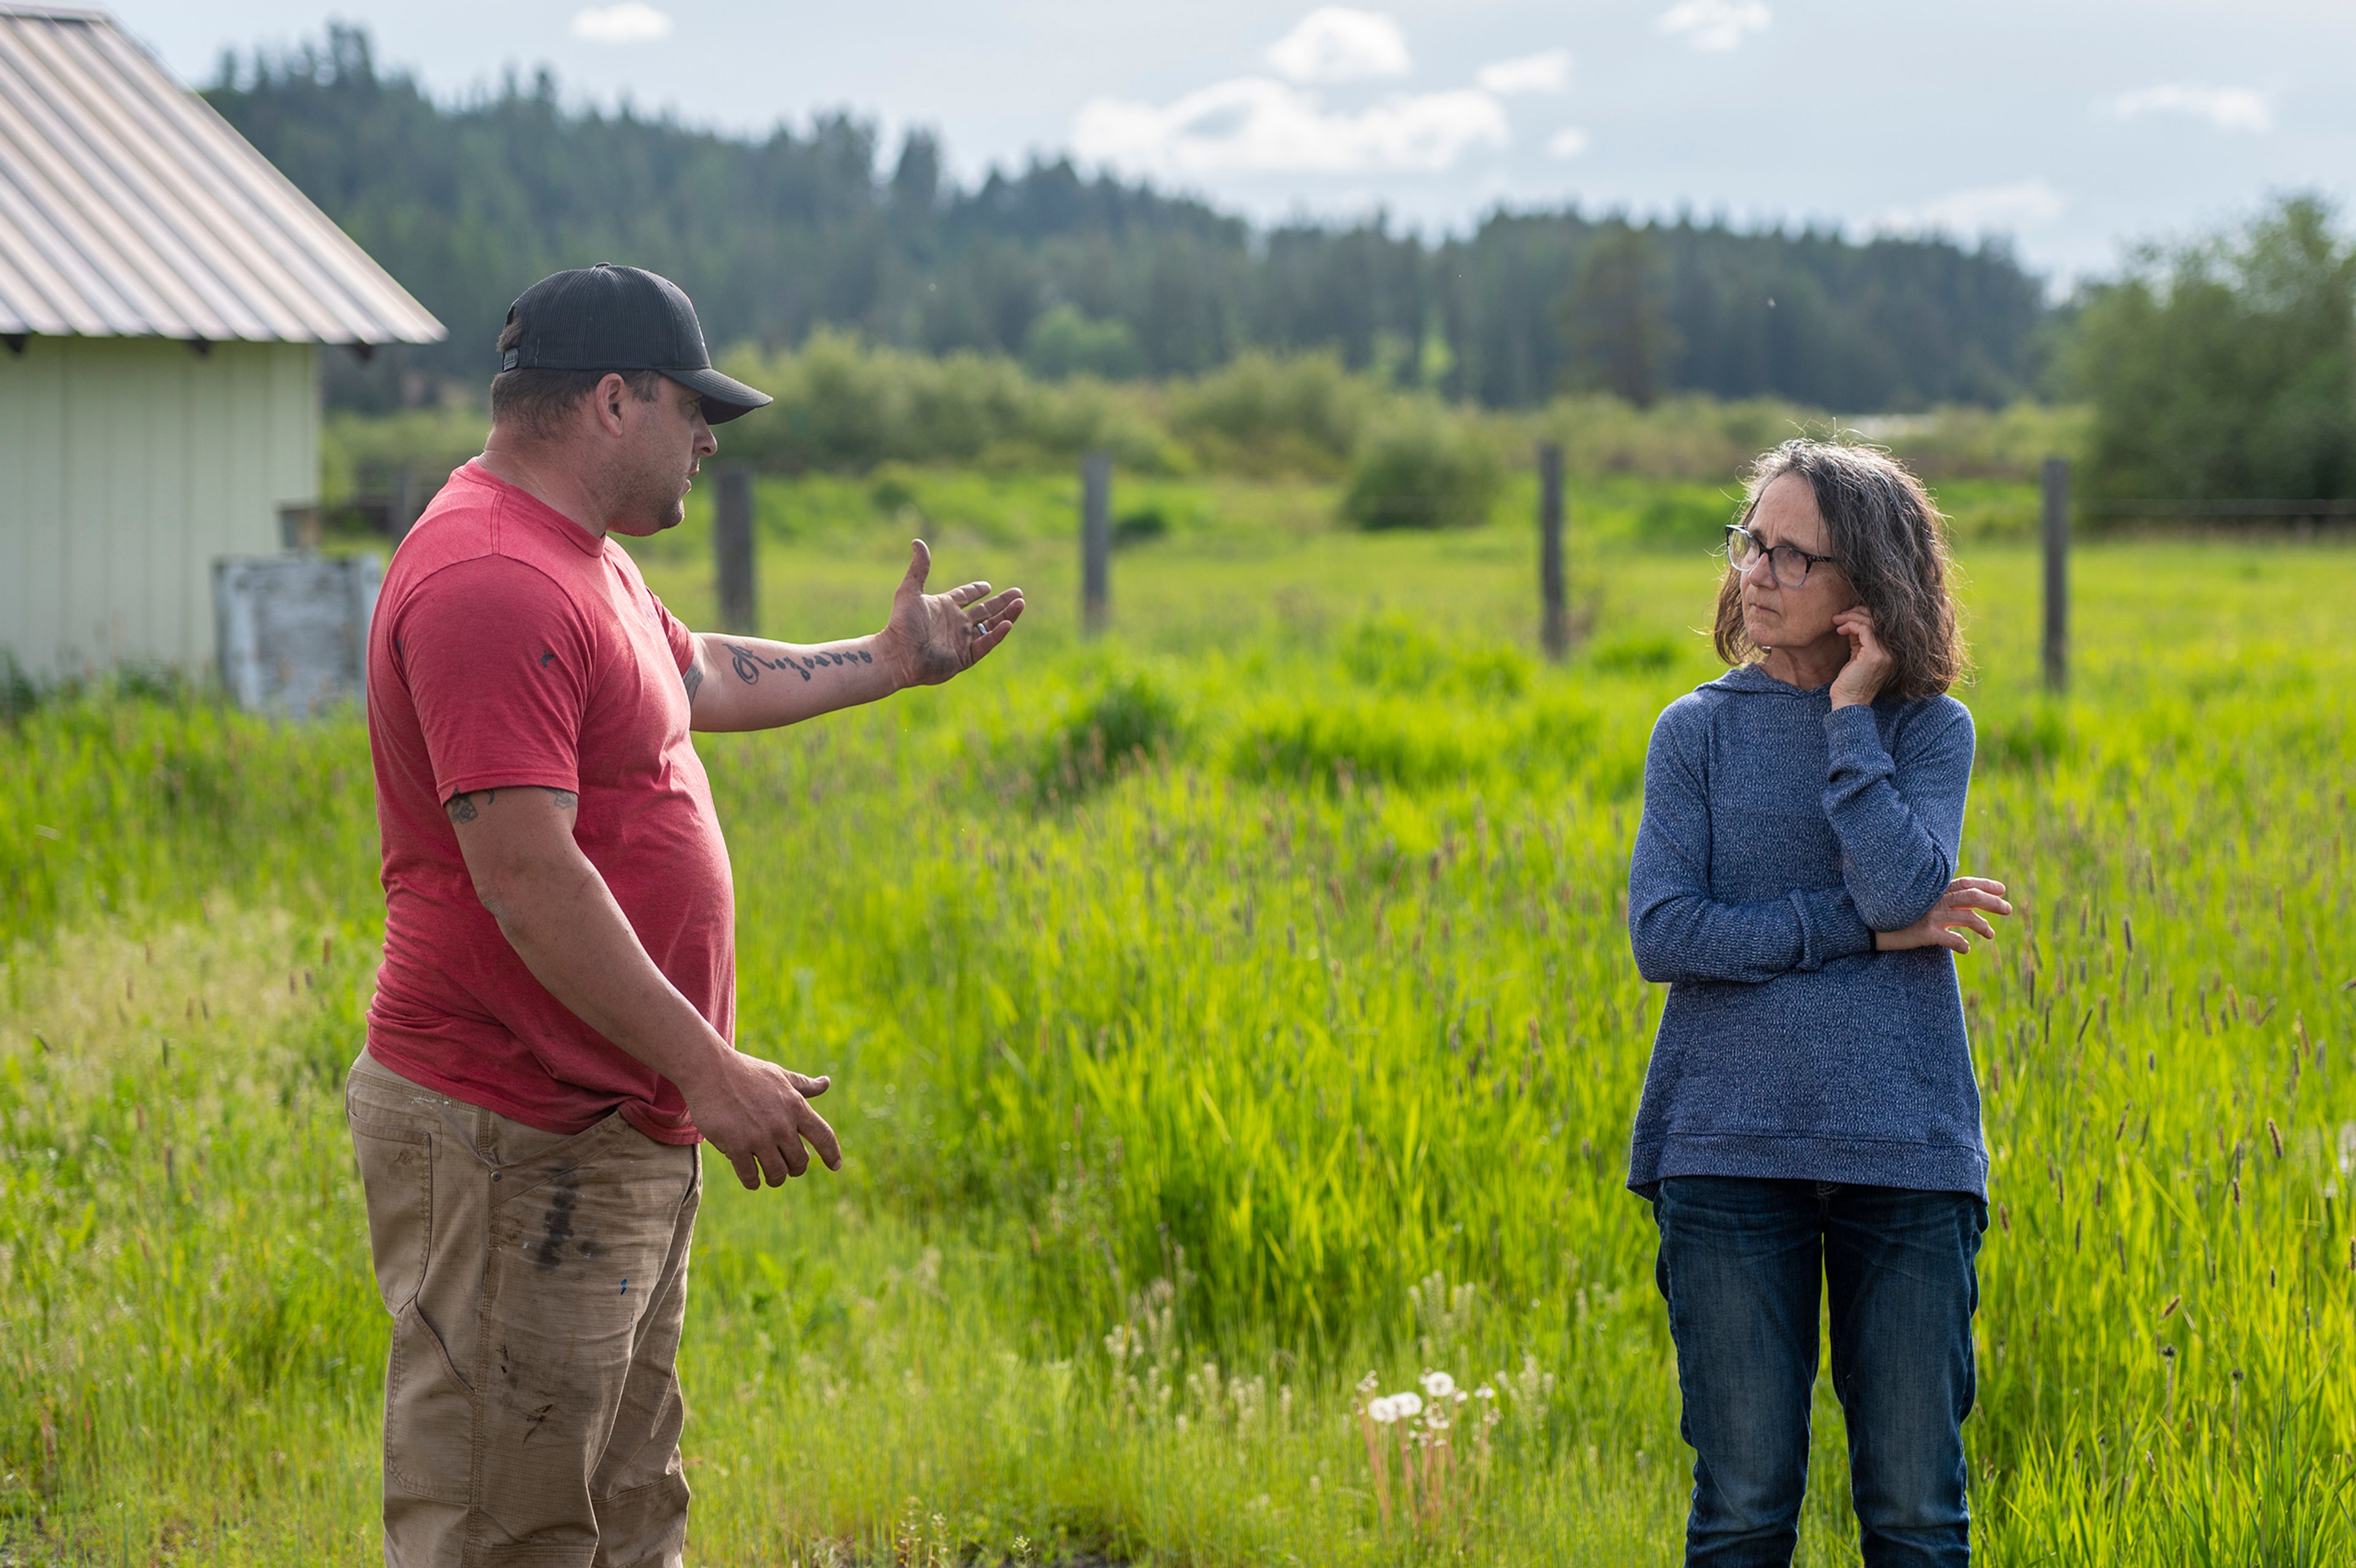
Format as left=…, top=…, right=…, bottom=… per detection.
left=882, top=540, right=1024, bottom=688
left=679, top=1048, right=842, bottom=1190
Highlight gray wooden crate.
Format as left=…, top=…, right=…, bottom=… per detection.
left=212, top=555, right=382, bottom=719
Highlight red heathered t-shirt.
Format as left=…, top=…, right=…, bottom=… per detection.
left=363, top=461, right=728, bottom=1145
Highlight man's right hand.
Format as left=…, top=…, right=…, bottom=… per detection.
left=445, top=785, right=844, bottom=1190
left=680, top=1049, right=842, bottom=1189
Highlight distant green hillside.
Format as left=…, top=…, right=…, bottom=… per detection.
left=207, top=25, right=2048, bottom=415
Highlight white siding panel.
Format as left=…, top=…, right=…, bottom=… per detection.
left=21, top=339, right=64, bottom=672
left=0, top=334, right=314, bottom=679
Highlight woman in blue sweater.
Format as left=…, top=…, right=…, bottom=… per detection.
left=1626, top=439, right=2012, bottom=1567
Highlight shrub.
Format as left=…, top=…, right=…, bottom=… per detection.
left=1169, top=352, right=1378, bottom=476
left=712, top=331, right=1182, bottom=475
left=1524, top=393, right=1811, bottom=483
left=1022, top=305, right=1145, bottom=381
left=1036, top=666, right=1186, bottom=797
left=1112, top=505, right=1169, bottom=547
left=1585, top=632, right=1682, bottom=675
left=1339, top=613, right=1528, bottom=700
left=1633, top=491, right=1733, bottom=552
left=1340, top=410, right=1504, bottom=531
left=1230, top=694, right=1497, bottom=791
left=868, top=461, right=922, bottom=513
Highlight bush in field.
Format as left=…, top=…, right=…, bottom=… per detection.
left=712, top=331, right=1184, bottom=475
left=1168, top=351, right=1379, bottom=477
left=1524, top=392, right=1811, bottom=482
left=1871, top=401, right=2092, bottom=480
left=1112, top=505, right=1169, bottom=547
left=1022, top=304, right=1145, bottom=381
left=1633, top=490, right=1733, bottom=552
left=1036, top=666, right=1187, bottom=797
left=1339, top=613, right=1528, bottom=701
left=2067, top=193, right=2356, bottom=502
left=1340, top=410, right=1504, bottom=531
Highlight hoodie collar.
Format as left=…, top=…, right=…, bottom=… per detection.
left=1701, top=663, right=1831, bottom=698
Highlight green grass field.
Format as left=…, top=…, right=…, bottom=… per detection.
left=4, top=472, right=2354, bottom=1564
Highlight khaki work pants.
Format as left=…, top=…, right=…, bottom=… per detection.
left=345, top=1049, right=701, bottom=1567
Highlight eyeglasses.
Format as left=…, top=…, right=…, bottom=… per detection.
left=1725, top=524, right=1839, bottom=590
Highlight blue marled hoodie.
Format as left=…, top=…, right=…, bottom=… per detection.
left=1624, top=664, right=1986, bottom=1199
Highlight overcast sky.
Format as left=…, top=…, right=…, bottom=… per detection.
left=108, top=0, right=2356, bottom=289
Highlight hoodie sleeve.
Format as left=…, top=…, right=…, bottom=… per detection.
left=1822, top=699, right=1974, bottom=932
left=1628, top=699, right=1876, bottom=985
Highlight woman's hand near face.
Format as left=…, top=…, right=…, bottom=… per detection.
left=1875, top=877, right=2012, bottom=955
left=1829, top=606, right=1895, bottom=709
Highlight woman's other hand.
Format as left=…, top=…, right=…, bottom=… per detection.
left=1876, top=877, right=2012, bottom=955
left=1829, top=606, right=1894, bottom=709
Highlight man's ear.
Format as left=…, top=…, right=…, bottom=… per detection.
left=590, top=372, right=633, bottom=437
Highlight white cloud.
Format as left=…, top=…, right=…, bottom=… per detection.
left=2104, top=83, right=2273, bottom=133
left=1657, top=0, right=1770, bottom=52
left=1546, top=127, right=1590, bottom=159
left=1877, top=179, right=2066, bottom=238
left=571, top=3, right=673, bottom=44
left=1477, top=49, right=1573, bottom=96
left=1074, top=78, right=1508, bottom=178
left=1265, top=7, right=1411, bottom=84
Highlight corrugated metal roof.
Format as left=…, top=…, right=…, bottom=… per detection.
left=0, top=4, right=443, bottom=344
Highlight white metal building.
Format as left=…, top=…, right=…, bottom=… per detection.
left=0, top=4, right=442, bottom=682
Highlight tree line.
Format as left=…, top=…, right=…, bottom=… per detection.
left=206, top=26, right=2047, bottom=417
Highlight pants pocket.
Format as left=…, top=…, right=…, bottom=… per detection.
left=385, top=1296, right=475, bottom=1502
left=350, top=1119, right=433, bottom=1313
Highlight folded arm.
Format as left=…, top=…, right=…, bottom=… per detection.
left=1626, top=709, right=1875, bottom=985
left=1820, top=704, right=1972, bottom=932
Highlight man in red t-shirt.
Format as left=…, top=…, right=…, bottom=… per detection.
left=345, top=264, right=1022, bottom=1567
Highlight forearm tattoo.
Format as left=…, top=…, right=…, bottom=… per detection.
left=722, top=642, right=872, bottom=686
left=444, top=786, right=578, bottom=826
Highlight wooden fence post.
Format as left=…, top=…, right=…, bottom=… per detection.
left=715, top=461, right=757, bottom=635
left=2041, top=456, right=2069, bottom=693
left=1538, top=442, right=1567, bottom=661
left=1081, top=449, right=1112, bottom=637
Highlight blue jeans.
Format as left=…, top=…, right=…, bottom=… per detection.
left=1651, top=1176, right=1985, bottom=1567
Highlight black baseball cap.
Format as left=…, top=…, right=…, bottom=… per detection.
left=499, top=263, right=773, bottom=424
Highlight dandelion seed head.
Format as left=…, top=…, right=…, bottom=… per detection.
left=1474, top=1385, right=1496, bottom=1400
left=1392, top=1391, right=1423, bottom=1418
left=1420, top=1370, right=1457, bottom=1399
left=1368, top=1396, right=1401, bottom=1424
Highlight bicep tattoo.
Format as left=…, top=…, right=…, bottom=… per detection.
left=683, top=662, right=704, bottom=702
left=444, top=786, right=575, bottom=825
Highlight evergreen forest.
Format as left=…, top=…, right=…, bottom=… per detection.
left=205, top=25, right=2050, bottom=415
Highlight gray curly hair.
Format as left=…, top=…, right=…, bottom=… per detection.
left=1712, top=439, right=1968, bottom=701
